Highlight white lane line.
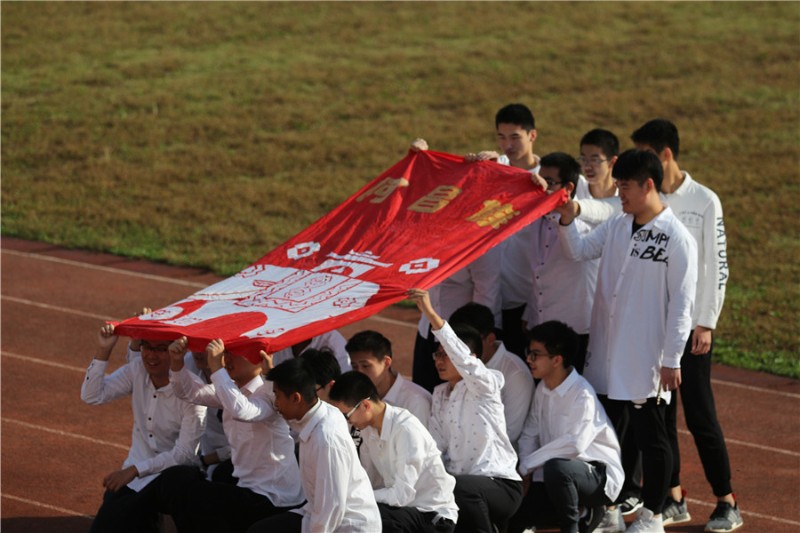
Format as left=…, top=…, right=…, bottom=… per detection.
left=686, top=497, right=800, bottom=527
left=711, top=378, right=800, bottom=399
left=675, top=428, right=799, bottom=458
left=2, top=249, right=208, bottom=289
left=2, top=295, right=118, bottom=322
left=2, top=418, right=129, bottom=451
left=2, top=351, right=88, bottom=373
left=0, top=493, right=93, bottom=519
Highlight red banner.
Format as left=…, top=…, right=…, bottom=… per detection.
left=115, top=150, right=566, bottom=361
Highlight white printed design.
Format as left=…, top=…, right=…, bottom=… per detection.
left=399, top=258, right=440, bottom=275
left=287, top=241, right=321, bottom=259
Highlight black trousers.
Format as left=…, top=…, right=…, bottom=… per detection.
left=246, top=510, right=302, bottom=533
left=379, top=502, right=456, bottom=533
left=413, top=330, right=444, bottom=393
left=453, top=475, right=523, bottom=533
left=501, top=305, right=528, bottom=359
left=601, top=397, right=671, bottom=514
left=160, top=465, right=293, bottom=533
left=89, top=475, right=166, bottom=533
left=509, top=459, right=609, bottom=533
left=666, top=334, right=733, bottom=496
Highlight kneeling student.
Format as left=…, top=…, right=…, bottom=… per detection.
left=509, top=321, right=623, bottom=533
left=329, top=371, right=459, bottom=533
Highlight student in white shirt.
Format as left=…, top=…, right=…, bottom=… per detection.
left=555, top=149, right=697, bottom=533
left=248, top=357, right=381, bottom=533
left=329, top=371, right=459, bottom=533
left=298, top=347, right=342, bottom=402
left=449, top=302, right=534, bottom=450
left=346, top=329, right=432, bottom=427
left=81, top=324, right=206, bottom=533
left=161, top=337, right=304, bottom=533
left=509, top=321, right=624, bottom=533
left=407, top=288, right=523, bottom=533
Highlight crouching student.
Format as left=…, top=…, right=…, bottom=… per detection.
left=407, top=288, right=523, bottom=533
left=509, top=321, right=624, bottom=533
left=329, top=371, right=459, bottom=533
left=81, top=324, right=206, bottom=533
left=247, top=357, right=381, bottom=533
left=161, top=338, right=304, bottom=533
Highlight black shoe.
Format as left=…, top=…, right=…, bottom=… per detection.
left=580, top=504, right=607, bottom=533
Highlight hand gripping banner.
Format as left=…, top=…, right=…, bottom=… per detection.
left=115, top=150, right=567, bottom=361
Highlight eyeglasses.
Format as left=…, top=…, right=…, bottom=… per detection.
left=431, top=346, right=448, bottom=361
left=577, top=156, right=609, bottom=167
left=524, top=346, right=555, bottom=360
left=344, top=397, right=371, bottom=420
left=140, top=341, right=170, bottom=353
left=543, top=177, right=565, bottom=188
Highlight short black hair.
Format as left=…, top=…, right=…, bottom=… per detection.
left=345, top=330, right=392, bottom=359
left=300, top=348, right=341, bottom=388
left=449, top=302, right=495, bottom=337
left=328, top=371, right=379, bottom=408
left=527, top=321, right=579, bottom=369
left=540, top=152, right=581, bottom=198
left=267, top=357, right=318, bottom=404
left=612, top=149, right=664, bottom=192
left=449, top=323, right=484, bottom=358
left=631, top=118, right=680, bottom=160
left=580, top=128, right=620, bottom=158
left=495, top=103, right=536, bottom=131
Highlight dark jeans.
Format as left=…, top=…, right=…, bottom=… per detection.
left=601, top=397, right=671, bottom=514
left=379, top=502, right=456, bottom=533
left=453, top=475, right=523, bottom=533
left=89, top=475, right=166, bottom=533
left=509, top=459, right=609, bottom=533
left=666, top=334, right=733, bottom=496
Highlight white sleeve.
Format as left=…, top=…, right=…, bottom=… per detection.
left=432, top=322, right=504, bottom=398
left=696, top=194, right=727, bottom=329
left=663, top=233, right=698, bottom=368
left=133, top=401, right=206, bottom=477
left=306, top=441, right=354, bottom=533
left=558, top=216, right=611, bottom=262
left=502, top=369, right=534, bottom=445
left=210, top=372, right=279, bottom=422
left=576, top=197, right=621, bottom=226
left=467, top=247, right=503, bottom=328
left=170, top=367, right=222, bottom=409
left=373, top=430, right=424, bottom=507
left=517, top=393, right=540, bottom=474
left=81, top=359, right=133, bottom=405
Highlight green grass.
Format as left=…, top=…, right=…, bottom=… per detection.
left=2, top=2, right=799, bottom=378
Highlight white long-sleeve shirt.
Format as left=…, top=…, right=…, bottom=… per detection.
left=429, top=322, right=521, bottom=481
left=81, top=358, right=206, bottom=492
left=559, top=207, right=697, bottom=401
left=517, top=369, right=623, bottom=502
left=360, top=404, right=459, bottom=522
left=383, top=373, right=432, bottom=428
left=273, top=330, right=352, bottom=372
left=289, top=400, right=380, bottom=533
left=576, top=171, right=727, bottom=330
left=170, top=368, right=304, bottom=507
left=485, top=341, right=534, bottom=448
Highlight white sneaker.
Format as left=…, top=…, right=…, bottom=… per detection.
left=625, top=507, right=665, bottom=533
left=594, top=507, right=626, bottom=532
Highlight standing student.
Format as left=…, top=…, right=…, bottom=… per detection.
left=407, top=288, right=523, bottom=533
left=448, top=302, right=533, bottom=449
left=631, top=119, right=740, bottom=532
left=346, top=330, right=432, bottom=427
left=555, top=149, right=697, bottom=533
left=510, top=321, right=623, bottom=533
left=247, top=357, right=381, bottom=533
left=162, top=337, right=304, bottom=533
left=329, top=371, right=459, bottom=533
left=81, top=324, right=205, bottom=533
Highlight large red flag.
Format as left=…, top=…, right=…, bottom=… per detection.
left=115, top=150, right=566, bottom=361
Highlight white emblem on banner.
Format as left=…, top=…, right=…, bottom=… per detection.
left=399, top=258, right=440, bottom=275
left=287, top=242, right=321, bottom=259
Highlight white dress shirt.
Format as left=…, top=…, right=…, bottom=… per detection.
left=182, top=355, right=231, bottom=470
left=81, top=358, right=206, bottom=492
left=485, top=342, right=534, bottom=448
left=429, top=322, right=521, bottom=481
left=383, top=373, right=432, bottom=428
left=517, top=369, right=623, bottom=502
left=273, top=329, right=352, bottom=372
left=559, top=207, right=697, bottom=401
left=360, top=404, right=459, bottom=522
left=170, top=368, right=304, bottom=507
left=289, top=400, right=380, bottom=533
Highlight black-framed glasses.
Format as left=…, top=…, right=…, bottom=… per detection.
left=524, top=346, right=555, bottom=360
left=577, top=156, right=609, bottom=166
left=140, top=341, right=170, bottom=353
left=344, top=397, right=370, bottom=420
left=431, top=346, right=448, bottom=361
left=543, top=177, right=565, bottom=188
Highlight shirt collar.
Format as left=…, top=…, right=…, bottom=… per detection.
left=294, top=398, right=323, bottom=442
left=543, top=368, right=579, bottom=398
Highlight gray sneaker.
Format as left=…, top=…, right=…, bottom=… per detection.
left=618, top=496, right=643, bottom=516
left=662, top=491, right=691, bottom=526
left=705, top=501, right=743, bottom=532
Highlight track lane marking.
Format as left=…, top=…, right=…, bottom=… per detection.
left=0, top=493, right=93, bottom=519
left=2, top=417, right=129, bottom=451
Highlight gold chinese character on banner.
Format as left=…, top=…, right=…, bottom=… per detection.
left=408, top=185, right=462, bottom=213
left=356, top=177, right=409, bottom=204
left=466, top=200, right=520, bottom=229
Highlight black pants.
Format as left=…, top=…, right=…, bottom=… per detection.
left=601, top=397, right=671, bottom=514
left=501, top=305, right=528, bottom=359
left=246, top=511, right=302, bottom=533
left=574, top=334, right=590, bottom=375
left=413, top=330, right=444, bottom=393
left=160, top=465, right=293, bottom=533
left=453, top=475, right=523, bottom=533
left=509, top=459, right=609, bottom=533
left=89, top=475, right=166, bottom=533
left=666, top=334, right=733, bottom=496
left=379, top=503, right=456, bottom=533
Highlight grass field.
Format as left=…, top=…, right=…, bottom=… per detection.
left=2, top=2, right=799, bottom=377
